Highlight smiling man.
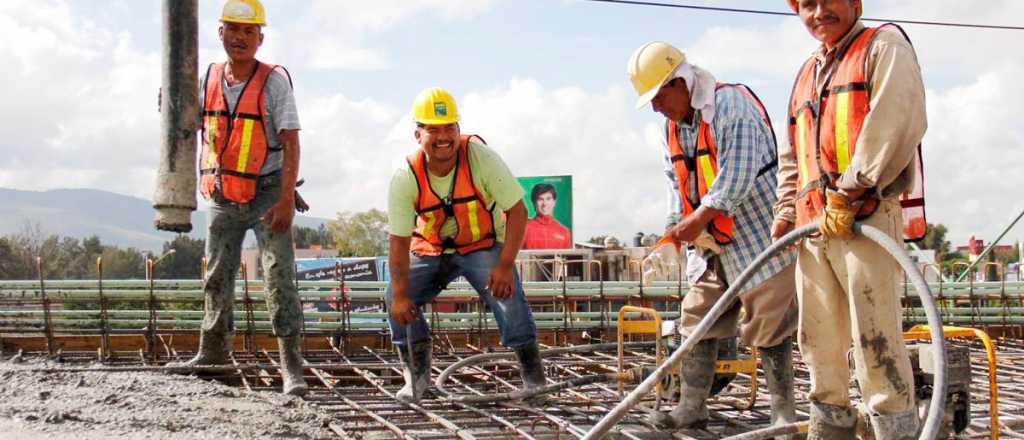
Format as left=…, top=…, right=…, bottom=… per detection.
left=385, top=87, right=544, bottom=404
left=627, top=42, right=798, bottom=435
left=523, top=183, right=572, bottom=249
left=774, top=1, right=927, bottom=438
left=169, top=0, right=307, bottom=397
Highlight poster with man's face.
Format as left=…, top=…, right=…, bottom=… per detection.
left=518, top=175, right=573, bottom=249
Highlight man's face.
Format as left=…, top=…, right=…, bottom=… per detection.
left=219, top=22, right=263, bottom=62
left=650, top=79, right=693, bottom=123
left=535, top=192, right=556, bottom=216
left=415, top=123, right=460, bottom=164
left=795, top=0, right=860, bottom=48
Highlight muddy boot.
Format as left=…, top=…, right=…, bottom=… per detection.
left=650, top=338, right=718, bottom=430
left=761, top=337, right=797, bottom=439
left=166, top=330, right=232, bottom=368
left=514, top=342, right=547, bottom=405
left=808, top=401, right=856, bottom=440
left=396, top=341, right=432, bottom=404
left=868, top=409, right=919, bottom=440
left=278, top=335, right=308, bottom=397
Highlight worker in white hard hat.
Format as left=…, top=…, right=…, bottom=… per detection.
left=628, top=41, right=798, bottom=434
left=385, top=87, right=545, bottom=404
left=776, top=1, right=927, bottom=438
left=169, top=0, right=308, bottom=397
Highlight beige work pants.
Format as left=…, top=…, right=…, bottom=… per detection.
left=678, top=255, right=798, bottom=348
left=797, top=199, right=915, bottom=415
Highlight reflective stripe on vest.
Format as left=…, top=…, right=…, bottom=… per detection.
left=199, top=61, right=282, bottom=203
left=408, top=135, right=497, bottom=256
left=665, top=83, right=777, bottom=246
left=787, top=24, right=927, bottom=242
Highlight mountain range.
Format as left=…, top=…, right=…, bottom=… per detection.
left=0, top=187, right=330, bottom=251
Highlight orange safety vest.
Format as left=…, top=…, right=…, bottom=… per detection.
left=666, top=83, right=777, bottom=245
left=408, top=135, right=497, bottom=256
left=200, top=61, right=286, bottom=204
left=788, top=24, right=927, bottom=241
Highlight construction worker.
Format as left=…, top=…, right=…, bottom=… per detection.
left=629, top=42, right=799, bottom=433
left=386, top=87, right=545, bottom=404
left=170, top=0, right=308, bottom=396
left=774, top=1, right=927, bottom=438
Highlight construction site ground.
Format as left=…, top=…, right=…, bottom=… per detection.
left=1, top=337, right=1022, bottom=439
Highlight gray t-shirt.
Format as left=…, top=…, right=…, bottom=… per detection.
left=199, top=64, right=300, bottom=175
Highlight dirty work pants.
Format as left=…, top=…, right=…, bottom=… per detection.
left=203, top=175, right=303, bottom=338
left=386, top=244, right=538, bottom=349
left=797, top=199, right=915, bottom=415
left=678, top=255, right=798, bottom=348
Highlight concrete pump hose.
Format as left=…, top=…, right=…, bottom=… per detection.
left=434, top=341, right=655, bottom=403
left=583, top=222, right=948, bottom=440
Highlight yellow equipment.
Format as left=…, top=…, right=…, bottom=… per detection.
left=616, top=306, right=758, bottom=410
left=220, top=0, right=267, bottom=26
left=412, top=87, right=461, bottom=125
left=626, top=41, right=685, bottom=109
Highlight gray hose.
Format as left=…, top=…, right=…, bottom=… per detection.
left=583, top=222, right=948, bottom=440
left=434, top=341, right=655, bottom=403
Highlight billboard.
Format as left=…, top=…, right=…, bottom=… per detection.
left=518, top=175, right=573, bottom=249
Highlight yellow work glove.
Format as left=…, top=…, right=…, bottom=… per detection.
left=641, top=235, right=681, bottom=286
left=821, top=189, right=856, bottom=240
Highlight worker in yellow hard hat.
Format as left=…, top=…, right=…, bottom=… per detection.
left=384, top=87, right=545, bottom=404
left=628, top=41, right=799, bottom=435
left=774, top=1, right=927, bottom=439
left=169, top=0, right=309, bottom=397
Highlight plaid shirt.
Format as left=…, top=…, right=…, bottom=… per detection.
left=663, top=85, right=795, bottom=289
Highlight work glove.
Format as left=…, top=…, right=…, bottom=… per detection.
left=821, top=189, right=856, bottom=240
left=691, top=230, right=722, bottom=255
left=642, top=235, right=681, bottom=286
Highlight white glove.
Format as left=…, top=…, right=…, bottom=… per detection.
left=691, top=231, right=722, bottom=255
left=642, top=236, right=681, bottom=286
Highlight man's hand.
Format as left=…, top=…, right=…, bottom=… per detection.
left=821, top=189, right=856, bottom=240
left=642, top=236, right=681, bottom=286
left=488, top=263, right=516, bottom=299
left=263, top=197, right=295, bottom=233
left=771, top=218, right=794, bottom=242
left=390, top=295, right=417, bottom=326
left=668, top=214, right=707, bottom=243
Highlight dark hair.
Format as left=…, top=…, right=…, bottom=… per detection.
left=531, top=184, right=557, bottom=205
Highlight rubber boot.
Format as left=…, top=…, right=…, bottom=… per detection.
left=807, top=401, right=856, bottom=440
left=650, top=338, right=718, bottom=430
left=278, top=335, right=308, bottom=396
left=396, top=341, right=432, bottom=404
left=166, top=329, right=232, bottom=368
left=761, top=337, right=798, bottom=440
left=514, top=342, right=547, bottom=405
left=868, top=409, right=919, bottom=440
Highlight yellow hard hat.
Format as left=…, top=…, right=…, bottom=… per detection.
left=786, top=0, right=862, bottom=18
left=627, top=41, right=685, bottom=109
left=220, top=0, right=267, bottom=26
left=412, top=87, right=460, bottom=125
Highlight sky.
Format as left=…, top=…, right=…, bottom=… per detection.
left=0, top=0, right=1022, bottom=248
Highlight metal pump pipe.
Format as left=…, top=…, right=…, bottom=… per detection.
left=153, top=0, right=198, bottom=232
left=582, top=222, right=948, bottom=440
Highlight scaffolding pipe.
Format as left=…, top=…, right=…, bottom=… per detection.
left=582, top=222, right=948, bottom=440
left=152, top=0, right=198, bottom=232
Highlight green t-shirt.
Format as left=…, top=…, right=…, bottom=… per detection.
left=388, top=141, right=524, bottom=245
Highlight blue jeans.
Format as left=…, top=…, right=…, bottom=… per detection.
left=386, top=244, right=538, bottom=349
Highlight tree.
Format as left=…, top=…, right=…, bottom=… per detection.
left=0, top=237, right=31, bottom=279
left=329, top=209, right=388, bottom=257
left=293, top=225, right=331, bottom=249
left=156, top=236, right=205, bottom=279
left=920, top=223, right=951, bottom=258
